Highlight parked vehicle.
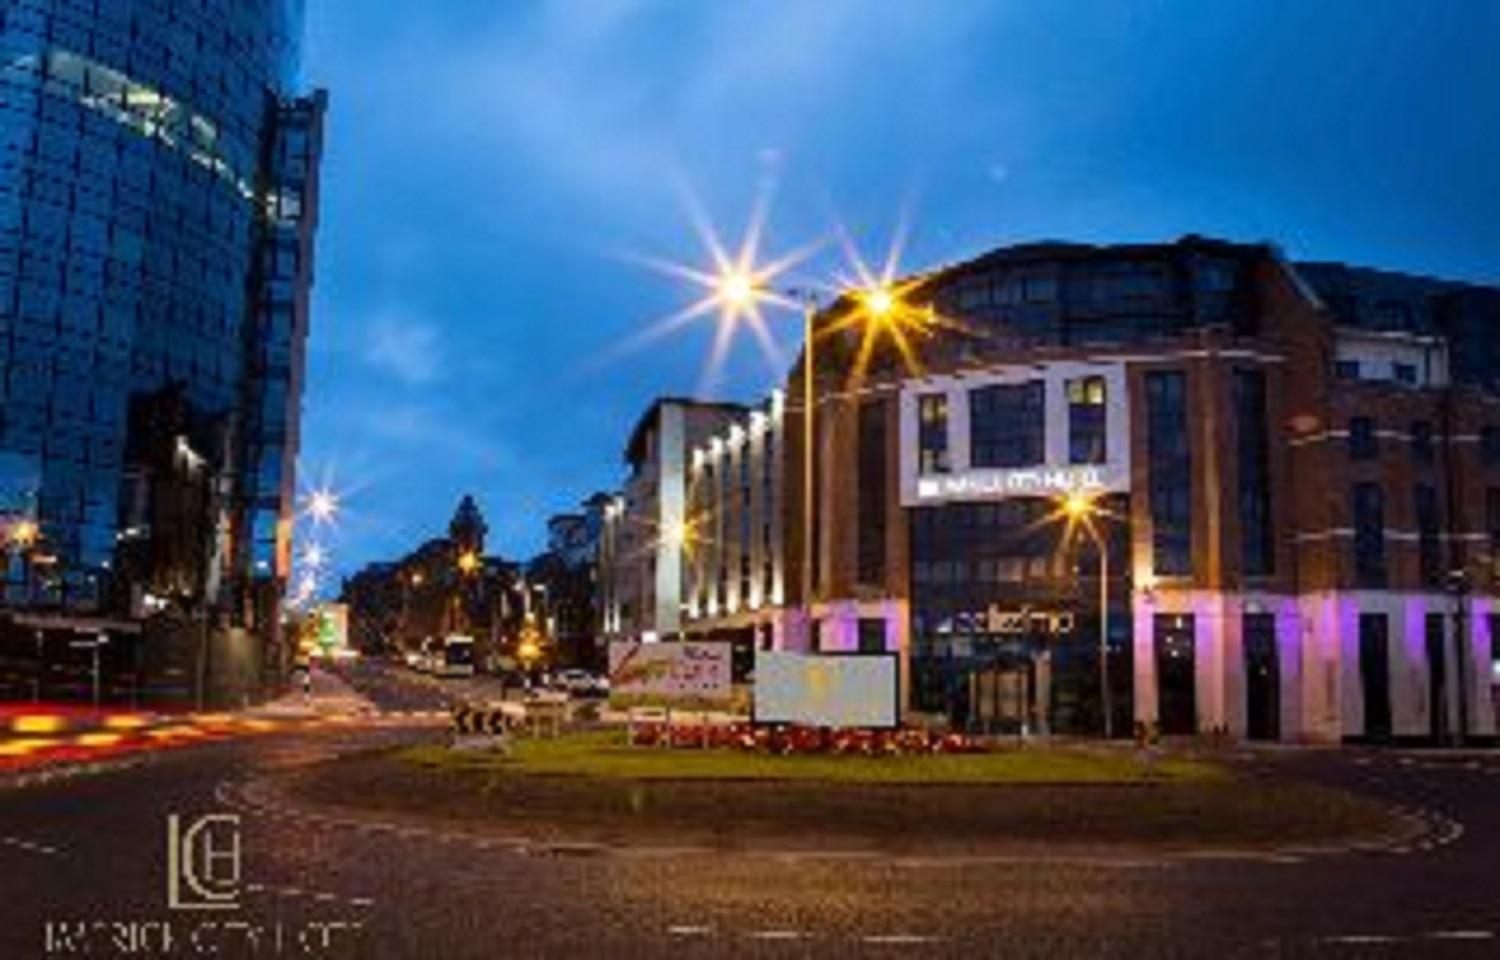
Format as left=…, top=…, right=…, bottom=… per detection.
left=434, top=634, right=475, bottom=678
left=554, top=668, right=607, bottom=697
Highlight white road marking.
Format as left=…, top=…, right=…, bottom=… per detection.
left=1322, top=934, right=1398, bottom=944
left=1428, top=930, right=1494, bottom=941
left=0, top=835, right=62, bottom=856
left=863, top=934, right=940, bottom=945
left=748, top=930, right=804, bottom=941
left=667, top=925, right=713, bottom=937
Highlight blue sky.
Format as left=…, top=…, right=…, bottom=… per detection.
left=297, top=0, right=1500, bottom=576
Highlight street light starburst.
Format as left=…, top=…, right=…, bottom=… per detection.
left=306, top=488, right=339, bottom=526
left=821, top=220, right=962, bottom=386
left=624, top=183, right=822, bottom=391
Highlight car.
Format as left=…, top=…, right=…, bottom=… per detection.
left=554, top=668, right=607, bottom=697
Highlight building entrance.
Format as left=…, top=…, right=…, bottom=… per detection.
left=1154, top=614, right=1196, bottom=735
left=967, top=652, right=1042, bottom=735
left=1359, top=613, right=1392, bottom=740
left=1426, top=613, right=1448, bottom=743
left=1243, top=613, right=1279, bottom=741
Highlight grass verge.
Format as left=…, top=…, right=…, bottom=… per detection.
left=281, top=732, right=1405, bottom=854
left=401, top=729, right=1221, bottom=784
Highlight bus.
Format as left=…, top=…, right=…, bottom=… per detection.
left=435, top=634, right=475, bottom=678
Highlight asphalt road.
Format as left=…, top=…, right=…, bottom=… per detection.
left=3, top=664, right=1500, bottom=959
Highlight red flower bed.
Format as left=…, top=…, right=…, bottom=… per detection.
left=627, top=722, right=984, bottom=755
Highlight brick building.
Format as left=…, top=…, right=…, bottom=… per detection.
left=753, top=236, right=1500, bottom=743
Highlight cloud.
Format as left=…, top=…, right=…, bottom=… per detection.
left=359, top=402, right=508, bottom=469
left=361, top=315, right=441, bottom=386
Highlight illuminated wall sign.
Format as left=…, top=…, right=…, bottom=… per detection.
left=915, top=465, right=1108, bottom=501
left=935, top=608, right=1076, bottom=636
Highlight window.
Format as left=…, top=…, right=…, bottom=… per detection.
left=1410, top=420, right=1435, bottom=465
left=1067, top=376, right=1107, bottom=465
left=1374, top=300, right=1413, bottom=330
left=1487, top=488, right=1500, bottom=562
left=970, top=381, right=1044, bottom=468
left=1352, top=482, right=1385, bottom=587
left=1415, top=484, right=1441, bottom=587
left=1234, top=369, right=1273, bottom=576
left=1483, top=426, right=1500, bottom=467
left=1335, top=360, right=1360, bottom=380
left=857, top=399, right=887, bottom=585
left=1146, top=371, right=1192, bottom=576
left=858, top=618, right=886, bottom=653
left=1393, top=362, right=1418, bottom=386
left=917, top=393, right=949, bottom=475
left=1348, top=417, right=1378, bottom=460
left=1023, top=274, right=1058, bottom=303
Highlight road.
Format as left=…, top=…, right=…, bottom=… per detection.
left=2, top=662, right=1499, bottom=958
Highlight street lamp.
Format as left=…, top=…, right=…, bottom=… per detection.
left=306, top=488, right=339, bottom=526
left=301, top=543, right=327, bottom=570
left=1061, top=490, right=1115, bottom=739
left=457, top=550, right=480, bottom=575
left=10, top=518, right=38, bottom=548
left=642, top=205, right=940, bottom=653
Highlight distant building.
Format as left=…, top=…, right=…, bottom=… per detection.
left=598, top=398, right=746, bottom=644
left=678, top=392, right=788, bottom=662
left=527, top=493, right=611, bottom=668
left=340, top=496, right=524, bottom=663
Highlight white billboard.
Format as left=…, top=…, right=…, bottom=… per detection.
left=608, top=641, right=733, bottom=710
left=754, top=653, right=899, bottom=728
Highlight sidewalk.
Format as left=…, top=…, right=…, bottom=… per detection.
left=247, top=668, right=378, bottom=720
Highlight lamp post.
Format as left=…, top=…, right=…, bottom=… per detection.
left=799, top=293, right=817, bottom=642
left=653, top=228, right=912, bottom=655
left=1063, top=491, right=1113, bottom=739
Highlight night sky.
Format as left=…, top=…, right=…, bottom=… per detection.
left=296, top=0, right=1500, bottom=580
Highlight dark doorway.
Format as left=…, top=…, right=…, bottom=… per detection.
left=1243, top=613, right=1279, bottom=741
left=1426, top=613, right=1448, bottom=743
left=1154, top=614, right=1196, bottom=735
left=1359, top=613, right=1392, bottom=740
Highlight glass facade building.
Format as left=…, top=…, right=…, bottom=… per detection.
left=0, top=1, right=324, bottom=682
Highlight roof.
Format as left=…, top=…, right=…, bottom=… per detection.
left=624, top=396, right=748, bottom=466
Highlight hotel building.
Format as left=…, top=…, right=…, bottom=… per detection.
left=749, top=235, right=1500, bottom=743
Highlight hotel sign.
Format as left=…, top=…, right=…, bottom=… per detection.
left=911, top=463, right=1127, bottom=504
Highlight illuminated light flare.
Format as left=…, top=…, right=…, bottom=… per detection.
left=74, top=732, right=123, bottom=748
left=820, top=221, right=965, bottom=388
left=0, top=737, right=60, bottom=756
left=103, top=714, right=150, bottom=730
left=9, top=519, right=39, bottom=548
left=621, top=183, right=823, bottom=391
left=12, top=714, right=67, bottom=734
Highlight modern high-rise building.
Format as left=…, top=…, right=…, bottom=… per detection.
left=0, top=1, right=325, bottom=703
